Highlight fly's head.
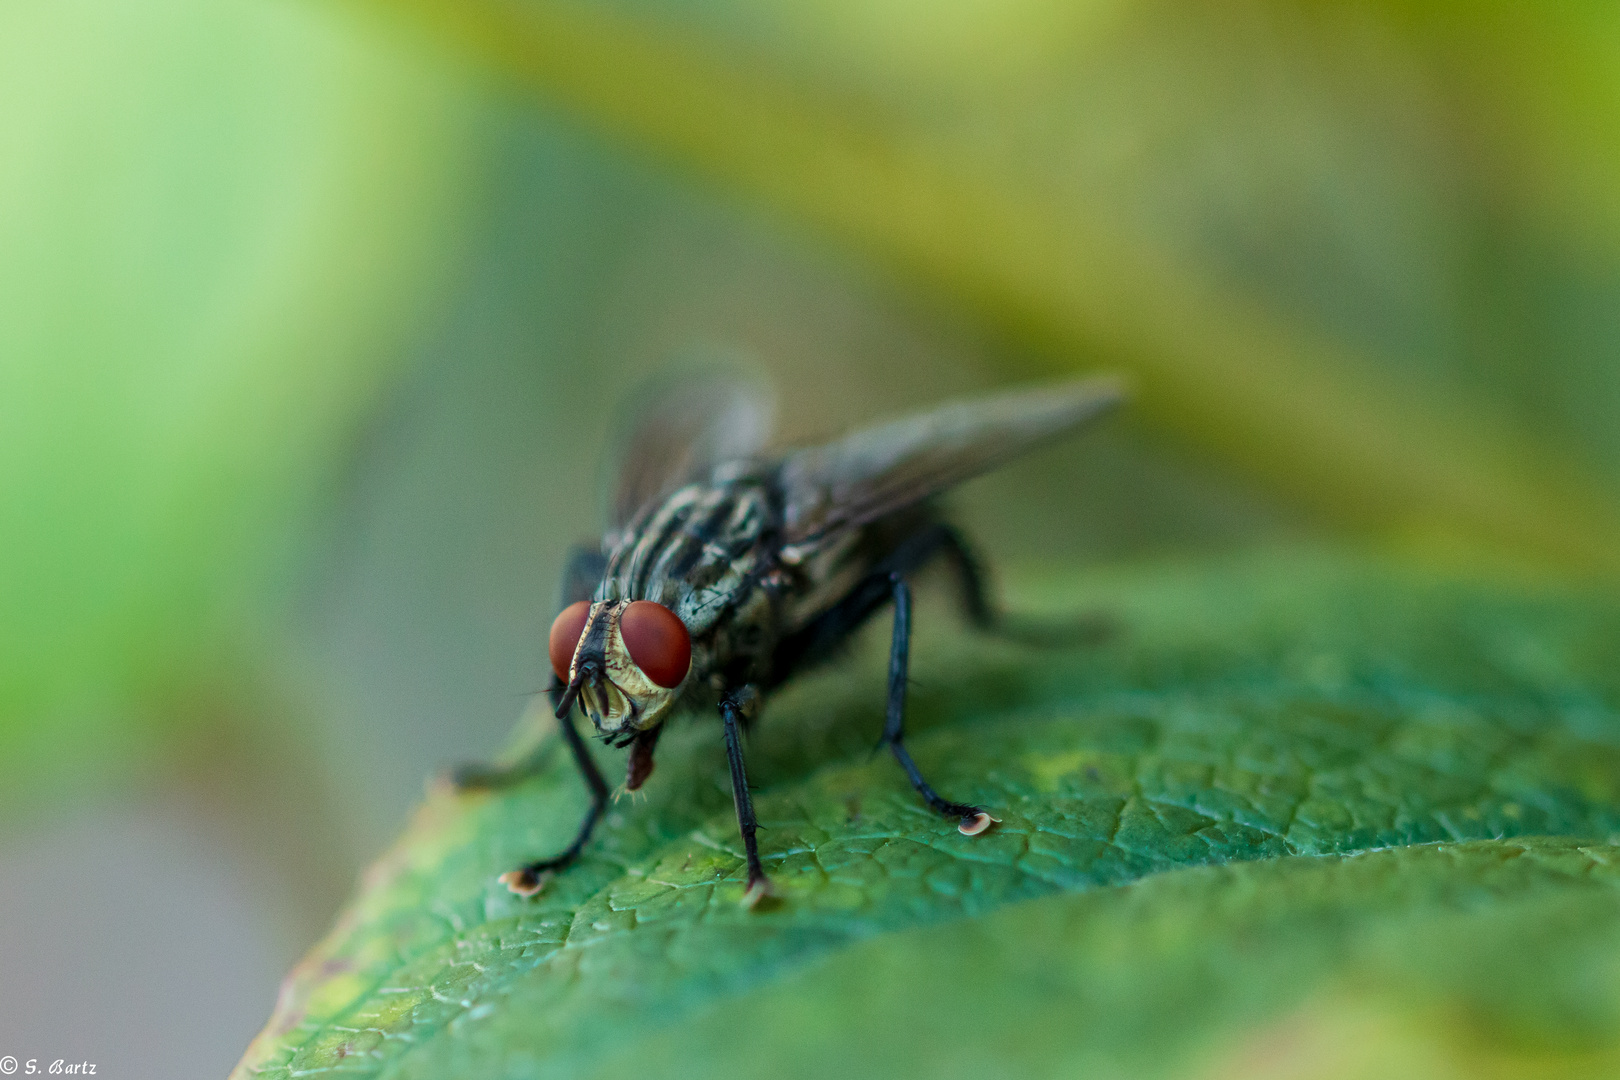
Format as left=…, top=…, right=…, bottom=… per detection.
left=549, top=599, right=692, bottom=740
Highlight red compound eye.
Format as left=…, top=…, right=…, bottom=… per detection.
left=548, top=601, right=591, bottom=681
left=620, top=601, right=691, bottom=689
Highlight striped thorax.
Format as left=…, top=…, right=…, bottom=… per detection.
left=505, top=375, right=1126, bottom=905
left=572, top=471, right=783, bottom=740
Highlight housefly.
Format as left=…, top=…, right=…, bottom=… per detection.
left=454, top=374, right=1124, bottom=907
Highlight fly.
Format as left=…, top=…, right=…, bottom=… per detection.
left=453, top=374, right=1125, bottom=907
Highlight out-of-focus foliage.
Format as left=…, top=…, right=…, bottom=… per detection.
left=233, top=554, right=1620, bottom=1077
left=0, top=0, right=474, bottom=807
left=6, top=0, right=1620, bottom=1074
left=5, top=0, right=1618, bottom=818
left=373, top=0, right=1620, bottom=570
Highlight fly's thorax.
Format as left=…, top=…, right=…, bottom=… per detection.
left=600, top=479, right=775, bottom=624
left=569, top=601, right=688, bottom=739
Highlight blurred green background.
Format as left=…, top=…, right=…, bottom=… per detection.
left=2, top=0, right=1619, bottom=1075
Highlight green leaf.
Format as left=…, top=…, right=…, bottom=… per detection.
left=578, top=837, right=1620, bottom=1080
left=233, top=552, right=1620, bottom=1077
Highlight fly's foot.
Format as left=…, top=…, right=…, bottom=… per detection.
left=989, top=611, right=1116, bottom=650
left=958, top=811, right=1000, bottom=837
left=924, top=791, right=995, bottom=835
left=499, top=866, right=555, bottom=898
left=447, top=763, right=503, bottom=792
left=447, top=754, right=547, bottom=793
left=740, top=874, right=776, bottom=911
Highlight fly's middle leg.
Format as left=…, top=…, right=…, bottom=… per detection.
left=719, top=686, right=772, bottom=908
left=883, top=573, right=996, bottom=837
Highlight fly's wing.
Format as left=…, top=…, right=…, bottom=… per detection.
left=607, top=370, right=776, bottom=531
left=776, top=376, right=1125, bottom=547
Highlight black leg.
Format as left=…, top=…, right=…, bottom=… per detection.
left=929, top=523, right=1112, bottom=650
left=932, top=525, right=996, bottom=630
left=910, top=523, right=1110, bottom=648
left=453, top=545, right=605, bottom=790
left=770, top=522, right=991, bottom=680
left=720, top=689, right=771, bottom=908
left=448, top=745, right=552, bottom=792
left=883, top=574, right=996, bottom=836
left=449, top=676, right=570, bottom=792
left=500, top=701, right=611, bottom=897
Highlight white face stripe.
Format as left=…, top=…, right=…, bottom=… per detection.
left=570, top=601, right=689, bottom=738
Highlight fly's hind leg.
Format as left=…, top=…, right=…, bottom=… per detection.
left=936, top=525, right=1112, bottom=649
left=933, top=524, right=995, bottom=631
left=883, top=573, right=996, bottom=837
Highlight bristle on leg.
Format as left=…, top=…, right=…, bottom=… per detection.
left=958, top=811, right=999, bottom=837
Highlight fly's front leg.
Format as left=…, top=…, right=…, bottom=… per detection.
left=884, top=573, right=997, bottom=837
left=451, top=544, right=607, bottom=791
left=449, top=677, right=563, bottom=792
left=719, top=686, right=772, bottom=908
left=448, top=745, right=552, bottom=792
left=499, top=690, right=612, bottom=898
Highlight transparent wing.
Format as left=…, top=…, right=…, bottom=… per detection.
left=608, top=368, right=776, bottom=529
left=776, top=376, right=1125, bottom=547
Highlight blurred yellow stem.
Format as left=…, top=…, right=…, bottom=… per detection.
left=368, top=0, right=1620, bottom=576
